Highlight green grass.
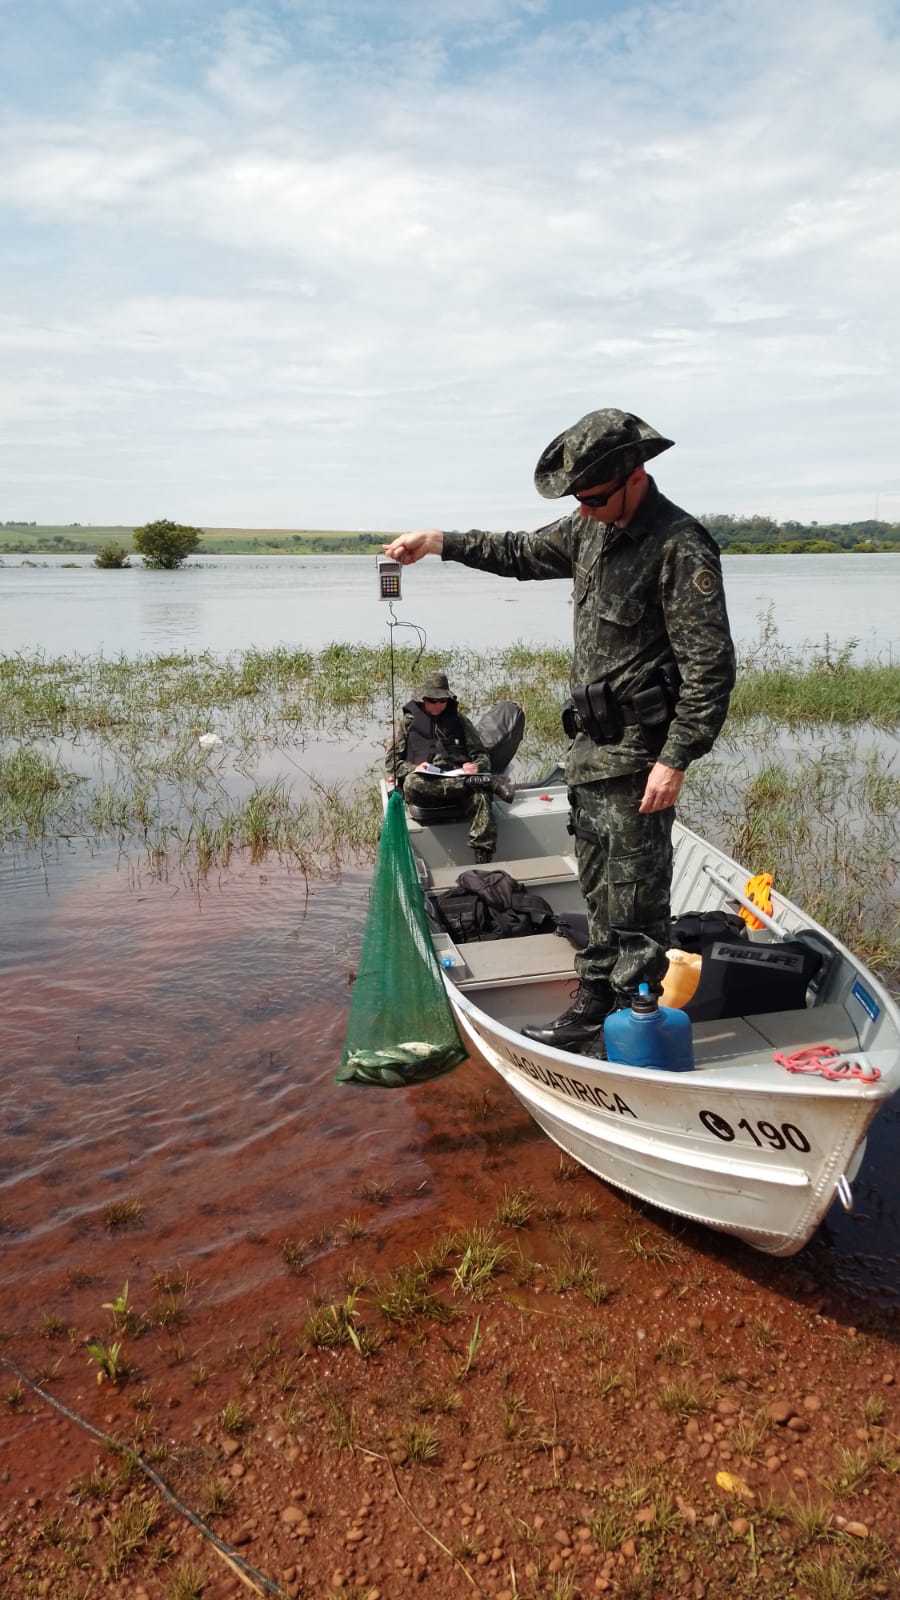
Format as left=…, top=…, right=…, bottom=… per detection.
left=104, top=1494, right=159, bottom=1579
left=2, top=638, right=898, bottom=983
left=218, top=1399, right=248, bottom=1436
left=0, top=524, right=393, bottom=556
left=0, top=746, right=80, bottom=841
left=451, top=1224, right=510, bottom=1300
left=494, top=1187, right=535, bottom=1229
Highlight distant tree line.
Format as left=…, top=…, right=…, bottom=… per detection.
left=701, top=514, right=900, bottom=553
left=4, top=517, right=900, bottom=558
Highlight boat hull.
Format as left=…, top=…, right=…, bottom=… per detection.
left=452, top=996, right=882, bottom=1255
left=391, top=775, right=900, bottom=1256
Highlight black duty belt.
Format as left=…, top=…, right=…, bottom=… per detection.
left=563, top=674, right=673, bottom=749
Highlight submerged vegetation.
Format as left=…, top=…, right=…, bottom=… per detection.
left=1, top=632, right=898, bottom=983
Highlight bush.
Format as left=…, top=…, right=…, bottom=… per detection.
left=133, top=518, right=203, bottom=570
left=94, top=543, right=131, bottom=569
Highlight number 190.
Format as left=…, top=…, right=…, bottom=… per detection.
left=738, top=1117, right=810, bottom=1153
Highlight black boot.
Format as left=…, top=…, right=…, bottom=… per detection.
left=521, top=984, right=614, bottom=1051
left=582, top=1029, right=608, bottom=1060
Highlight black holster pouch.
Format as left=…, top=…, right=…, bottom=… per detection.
left=630, top=682, right=671, bottom=755
left=565, top=788, right=601, bottom=846
left=562, top=679, right=624, bottom=745
left=630, top=662, right=682, bottom=755
left=462, top=772, right=493, bottom=791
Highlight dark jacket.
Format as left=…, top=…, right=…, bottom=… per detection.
left=441, top=478, right=735, bottom=782
left=385, top=696, right=491, bottom=787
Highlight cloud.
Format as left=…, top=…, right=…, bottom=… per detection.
left=1, top=0, right=899, bottom=525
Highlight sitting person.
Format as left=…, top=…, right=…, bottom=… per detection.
left=386, top=669, right=515, bottom=863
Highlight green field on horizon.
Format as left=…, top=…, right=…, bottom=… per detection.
left=0, top=524, right=394, bottom=555
left=3, top=520, right=897, bottom=558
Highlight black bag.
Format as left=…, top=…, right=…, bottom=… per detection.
left=426, top=868, right=558, bottom=945
left=670, top=910, right=747, bottom=953
left=684, top=937, right=825, bottom=1023
left=671, top=910, right=824, bottom=1022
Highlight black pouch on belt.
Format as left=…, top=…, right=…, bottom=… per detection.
left=630, top=681, right=671, bottom=755
left=572, top=679, right=624, bottom=744
left=561, top=698, right=580, bottom=740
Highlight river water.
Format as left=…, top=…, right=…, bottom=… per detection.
left=1, top=553, right=898, bottom=1330
left=1, top=551, right=898, bottom=658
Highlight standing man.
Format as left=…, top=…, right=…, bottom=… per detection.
left=383, top=408, right=736, bottom=1055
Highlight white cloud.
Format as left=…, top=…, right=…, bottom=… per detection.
left=0, top=0, right=899, bottom=526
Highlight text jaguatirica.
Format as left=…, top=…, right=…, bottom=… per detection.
left=502, top=1048, right=637, bottom=1118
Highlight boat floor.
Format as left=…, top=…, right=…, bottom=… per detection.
left=416, top=812, right=883, bottom=1080
left=449, top=934, right=860, bottom=1070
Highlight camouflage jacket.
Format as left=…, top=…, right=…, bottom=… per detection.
left=385, top=700, right=490, bottom=787
left=442, top=478, right=735, bottom=783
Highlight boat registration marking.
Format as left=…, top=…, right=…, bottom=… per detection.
left=501, top=1047, right=637, bottom=1119
left=699, top=1109, right=812, bottom=1154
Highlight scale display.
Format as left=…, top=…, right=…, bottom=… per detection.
left=376, top=557, right=402, bottom=601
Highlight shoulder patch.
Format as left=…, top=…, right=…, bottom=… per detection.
left=693, top=568, right=718, bottom=597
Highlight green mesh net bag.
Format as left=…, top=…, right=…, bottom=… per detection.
left=337, top=790, right=468, bottom=1088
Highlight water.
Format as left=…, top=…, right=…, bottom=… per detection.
left=1, top=848, right=896, bottom=1318
left=1, top=551, right=897, bottom=658
left=0, top=854, right=425, bottom=1299
left=1, top=551, right=898, bottom=1321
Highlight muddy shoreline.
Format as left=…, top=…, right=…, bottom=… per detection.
left=3, top=1048, right=899, bottom=1600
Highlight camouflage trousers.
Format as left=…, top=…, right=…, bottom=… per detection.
left=402, top=772, right=496, bottom=853
left=570, top=771, right=673, bottom=1001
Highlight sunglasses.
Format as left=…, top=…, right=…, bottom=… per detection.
left=574, top=479, right=626, bottom=507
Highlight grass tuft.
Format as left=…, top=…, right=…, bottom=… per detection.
left=452, top=1224, right=510, bottom=1300
left=494, top=1187, right=535, bottom=1229
left=103, top=1197, right=143, bottom=1230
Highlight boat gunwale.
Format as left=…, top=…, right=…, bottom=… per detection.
left=445, top=983, right=897, bottom=1102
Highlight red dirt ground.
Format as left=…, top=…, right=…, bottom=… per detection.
left=2, top=1050, right=899, bottom=1600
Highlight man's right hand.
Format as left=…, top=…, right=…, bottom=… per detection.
left=382, top=530, right=443, bottom=564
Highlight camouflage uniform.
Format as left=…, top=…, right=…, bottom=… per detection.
left=440, top=411, right=735, bottom=1000
left=386, top=696, right=496, bottom=855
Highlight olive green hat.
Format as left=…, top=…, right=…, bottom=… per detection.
left=534, top=408, right=674, bottom=499
left=418, top=669, right=455, bottom=701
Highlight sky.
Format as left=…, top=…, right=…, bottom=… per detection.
left=2, top=0, right=899, bottom=532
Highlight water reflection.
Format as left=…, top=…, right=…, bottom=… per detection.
left=1, top=552, right=898, bottom=658
left=0, top=851, right=431, bottom=1303
left=0, top=844, right=897, bottom=1312
left=139, top=589, right=204, bottom=648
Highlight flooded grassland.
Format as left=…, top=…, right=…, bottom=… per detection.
left=1, top=641, right=899, bottom=1600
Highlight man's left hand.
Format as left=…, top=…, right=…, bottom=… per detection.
left=639, top=762, right=684, bottom=814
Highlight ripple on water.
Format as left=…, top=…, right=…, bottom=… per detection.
left=1, top=845, right=898, bottom=1313
left=0, top=849, right=430, bottom=1302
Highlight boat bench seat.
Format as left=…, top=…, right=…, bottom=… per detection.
left=692, top=1002, right=860, bottom=1068
left=428, top=853, right=578, bottom=892
left=454, top=932, right=577, bottom=988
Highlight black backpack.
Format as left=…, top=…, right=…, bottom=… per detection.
left=426, top=868, right=558, bottom=944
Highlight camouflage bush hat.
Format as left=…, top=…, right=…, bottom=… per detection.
left=534, top=408, right=674, bottom=499
left=419, top=669, right=455, bottom=701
